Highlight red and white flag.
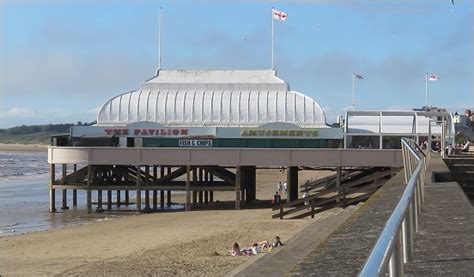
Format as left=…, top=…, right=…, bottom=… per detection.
left=272, top=8, right=288, bottom=21
left=427, top=75, right=439, bottom=81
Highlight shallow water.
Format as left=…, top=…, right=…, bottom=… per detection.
left=0, top=151, right=183, bottom=236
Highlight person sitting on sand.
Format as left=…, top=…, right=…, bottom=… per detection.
left=251, top=243, right=261, bottom=255
left=230, top=242, right=241, bottom=256
left=272, top=236, right=284, bottom=248
left=259, top=240, right=272, bottom=251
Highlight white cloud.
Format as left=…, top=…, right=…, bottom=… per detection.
left=0, top=107, right=37, bottom=118
left=87, top=107, right=101, bottom=114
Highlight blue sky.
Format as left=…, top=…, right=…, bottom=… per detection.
left=0, top=0, right=473, bottom=128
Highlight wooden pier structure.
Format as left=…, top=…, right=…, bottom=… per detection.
left=48, top=147, right=403, bottom=214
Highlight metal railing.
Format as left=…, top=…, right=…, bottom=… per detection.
left=359, top=138, right=427, bottom=276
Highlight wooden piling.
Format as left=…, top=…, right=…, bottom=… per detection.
left=153, top=190, right=158, bottom=210
left=61, top=164, right=69, bottom=210
left=72, top=164, right=77, bottom=206
left=198, top=168, right=203, bottom=204
left=136, top=165, right=141, bottom=212
left=185, top=165, right=191, bottom=211
left=49, top=164, right=56, bottom=213
left=210, top=173, right=214, bottom=202
left=336, top=166, right=342, bottom=204
left=125, top=190, right=130, bottom=205
left=97, top=190, right=104, bottom=213
left=86, top=165, right=92, bottom=214
left=107, top=190, right=112, bottom=210
left=204, top=170, right=209, bottom=205
left=117, top=190, right=121, bottom=207
left=160, top=166, right=165, bottom=208
left=235, top=166, right=241, bottom=210
left=192, top=168, right=197, bottom=204
left=167, top=166, right=172, bottom=205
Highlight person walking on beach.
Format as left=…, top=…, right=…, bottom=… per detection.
left=276, top=181, right=283, bottom=194
left=273, top=191, right=281, bottom=206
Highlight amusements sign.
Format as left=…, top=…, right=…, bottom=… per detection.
left=178, top=139, right=213, bottom=147
left=240, top=129, right=318, bottom=137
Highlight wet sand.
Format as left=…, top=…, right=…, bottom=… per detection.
left=0, top=143, right=48, bottom=152
left=0, top=169, right=334, bottom=276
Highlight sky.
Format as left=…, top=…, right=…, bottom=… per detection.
left=0, top=0, right=473, bottom=128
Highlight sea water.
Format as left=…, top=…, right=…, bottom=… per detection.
left=0, top=151, right=183, bottom=236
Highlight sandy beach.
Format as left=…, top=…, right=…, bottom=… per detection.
left=0, top=169, right=334, bottom=276
left=0, top=143, right=48, bottom=152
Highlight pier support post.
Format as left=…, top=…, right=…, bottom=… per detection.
left=336, top=166, right=342, bottom=204
left=185, top=165, right=191, bottom=211
left=198, top=168, right=203, bottom=205
left=244, top=166, right=256, bottom=203
left=136, top=165, right=141, bottom=212
left=144, top=166, right=151, bottom=212
left=192, top=168, right=197, bottom=205
left=49, top=164, right=56, bottom=213
left=160, top=166, right=165, bottom=208
left=153, top=166, right=158, bottom=210
left=235, top=166, right=242, bottom=210
left=107, top=190, right=112, bottom=210
left=117, top=190, right=121, bottom=207
left=125, top=190, right=130, bottom=205
left=96, top=190, right=104, bottom=213
left=72, top=164, right=77, bottom=206
left=61, top=164, right=69, bottom=210
left=167, top=167, right=172, bottom=205
left=287, top=166, right=298, bottom=202
left=210, top=173, right=214, bottom=202
left=153, top=190, right=158, bottom=211
left=144, top=190, right=151, bottom=212
left=72, top=189, right=77, bottom=207
left=86, top=165, right=92, bottom=214
left=204, top=170, right=209, bottom=205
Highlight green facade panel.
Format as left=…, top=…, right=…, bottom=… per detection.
left=143, top=138, right=336, bottom=148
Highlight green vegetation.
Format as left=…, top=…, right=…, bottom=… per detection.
left=0, top=121, right=96, bottom=145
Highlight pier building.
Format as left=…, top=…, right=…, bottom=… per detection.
left=48, top=69, right=453, bottom=215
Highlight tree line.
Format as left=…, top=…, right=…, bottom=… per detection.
left=0, top=121, right=97, bottom=135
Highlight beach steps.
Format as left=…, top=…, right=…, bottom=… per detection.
left=273, top=167, right=399, bottom=219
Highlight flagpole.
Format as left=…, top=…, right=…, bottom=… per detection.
left=158, top=6, right=162, bottom=70
left=271, top=8, right=274, bottom=70
left=425, top=73, right=428, bottom=108
left=352, top=73, right=355, bottom=109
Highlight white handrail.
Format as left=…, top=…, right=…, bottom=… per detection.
left=359, top=138, right=425, bottom=276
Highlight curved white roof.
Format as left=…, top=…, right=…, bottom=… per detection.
left=98, top=90, right=327, bottom=127
left=97, top=70, right=327, bottom=128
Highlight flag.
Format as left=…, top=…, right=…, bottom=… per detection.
left=427, top=75, right=439, bottom=81
left=272, top=8, right=288, bottom=21
left=354, top=73, right=364, bottom=80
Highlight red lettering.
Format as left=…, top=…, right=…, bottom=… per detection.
left=105, top=129, right=113, bottom=136
left=180, top=129, right=188, bottom=136
left=123, top=129, right=129, bottom=135
left=167, top=129, right=172, bottom=135
left=148, top=129, right=155, bottom=135
left=160, top=129, right=166, bottom=135
left=141, top=129, right=149, bottom=136
left=134, top=129, right=141, bottom=135
left=172, top=129, right=179, bottom=135
left=113, top=129, right=122, bottom=136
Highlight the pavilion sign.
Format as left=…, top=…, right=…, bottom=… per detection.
left=104, top=128, right=189, bottom=137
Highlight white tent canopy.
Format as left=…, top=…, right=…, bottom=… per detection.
left=97, top=70, right=327, bottom=128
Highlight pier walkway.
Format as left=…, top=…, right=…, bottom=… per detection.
left=231, top=155, right=474, bottom=276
